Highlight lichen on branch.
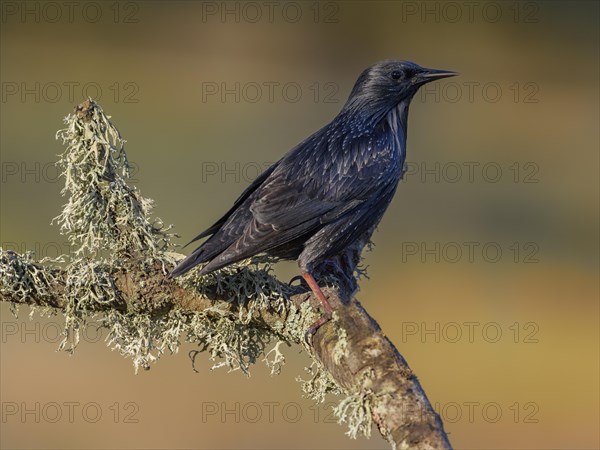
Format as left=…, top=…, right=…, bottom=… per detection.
left=53, top=99, right=173, bottom=263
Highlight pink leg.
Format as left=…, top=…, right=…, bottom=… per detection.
left=302, top=271, right=334, bottom=340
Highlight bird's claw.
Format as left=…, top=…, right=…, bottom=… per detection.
left=288, top=275, right=306, bottom=287
left=303, top=308, right=333, bottom=345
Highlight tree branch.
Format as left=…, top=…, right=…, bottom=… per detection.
left=0, top=100, right=452, bottom=449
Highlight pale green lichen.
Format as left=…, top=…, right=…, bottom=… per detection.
left=53, top=99, right=174, bottom=265
left=297, top=360, right=342, bottom=404
left=180, top=256, right=289, bottom=323
left=0, top=250, right=60, bottom=304
left=102, top=308, right=188, bottom=371
left=263, top=339, right=288, bottom=375
left=333, top=388, right=375, bottom=439
left=0, top=249, right=62, bottom=318
left=48, top=99, right=191, bottom=366
left=187, top=306, right=271, bottom=374
left=332, top=322, right=349, bottom=364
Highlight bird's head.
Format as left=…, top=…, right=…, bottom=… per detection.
left=344, top=60, right=457, bottom=117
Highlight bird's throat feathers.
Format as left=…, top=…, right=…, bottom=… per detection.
left=385, top=101, right=409, bottom=154
left=338, top=98, right=410, bottom=157
left=341, top=93, right=411, bottom=139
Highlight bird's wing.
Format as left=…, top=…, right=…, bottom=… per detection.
left=183, top=160, right=280, bottom=247
left=197, top=178, right=363, bottom=274
left=197, top=133, right=398, bottom=274
left=249, top=129, right=398, bottom=231
left=250, top=174, right=364, bottom=229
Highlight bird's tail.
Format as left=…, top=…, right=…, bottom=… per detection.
left=169, top=248, right=209, bottom=278
left=169, top=236, right=243, bottom=278
left=170, top=242, right=255, bottom=279
left=170, top=238, right=232, bottom=277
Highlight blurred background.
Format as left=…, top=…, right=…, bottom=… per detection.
left=1, top=1, right=598, bottom=449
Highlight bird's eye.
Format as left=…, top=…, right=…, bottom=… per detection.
left=391, top=71, right=402, bottom=80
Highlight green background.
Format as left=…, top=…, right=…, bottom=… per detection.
left=1, top=1, right=598, bottom=449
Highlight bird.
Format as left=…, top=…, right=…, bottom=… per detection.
left=171, top=60, right=456, bottom=336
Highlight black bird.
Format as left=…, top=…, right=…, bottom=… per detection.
left=171, top=60, right=456, bottom=334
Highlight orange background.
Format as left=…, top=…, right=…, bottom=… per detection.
left=1, top=1, right=598, bottom=449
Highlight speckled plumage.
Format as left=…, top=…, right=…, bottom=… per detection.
left=171, top=61, right=456, bottom=279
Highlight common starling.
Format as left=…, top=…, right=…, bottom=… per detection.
left=171, top=60, right=456, bottom=335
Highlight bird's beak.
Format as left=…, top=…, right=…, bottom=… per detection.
left=415, top=68, right=458, bottom=84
